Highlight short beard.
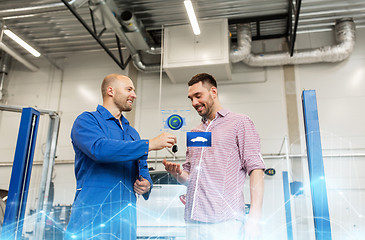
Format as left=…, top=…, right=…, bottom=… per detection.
left=123, top=104, right=132, bottom=112
left=115, top=101, right=132, bottom=112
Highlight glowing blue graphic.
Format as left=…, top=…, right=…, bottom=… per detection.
left=161, top=109, right=191, bottom=132
left=191, top=136, right=208, bottom=142
left=166, top=114, right=184, bottom=130
left=187, top=132, right=211, bottom=147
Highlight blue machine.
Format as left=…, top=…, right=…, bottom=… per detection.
left=1, top=108, right=40, bottom=240
left=302, top=90, right=332, bottom=240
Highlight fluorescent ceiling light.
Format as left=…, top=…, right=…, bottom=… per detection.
left=4, top=29, right=41, bottom=57
left=184, top=0, right=200, bottom=35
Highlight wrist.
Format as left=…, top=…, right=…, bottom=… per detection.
left=172, top=171, right=183, bottom=179
left=148, top=140, right=154, bottom=151
left=172, top=172, right=181, bottom=178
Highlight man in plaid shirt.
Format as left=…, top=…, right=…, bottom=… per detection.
left=163, top=73, right=265, bottom=240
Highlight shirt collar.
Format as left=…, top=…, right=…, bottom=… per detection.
left=96, top=105, right=130, bottom=126
left=97, top=105, right=114, bottom=119
left=217, top=108, right=229, bottom=117
left=202, top=109, right=229, bottom=123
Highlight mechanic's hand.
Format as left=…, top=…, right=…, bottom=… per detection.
left=134, top=177, right=151, bottom=195
left=149, top=133, right=176, bottom=151
left=162, top=159, right=182, bottom=177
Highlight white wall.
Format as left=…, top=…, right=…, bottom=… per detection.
left=0, top=27, right=364, bottom=240
left=0, top=51, right=125, bottom=207
left=295, top=29, right=365, bottom=240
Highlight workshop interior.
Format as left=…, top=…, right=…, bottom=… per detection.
left=0, top=0, right=365, bottom=239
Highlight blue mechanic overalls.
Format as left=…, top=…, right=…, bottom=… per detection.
left=65, top=105, right=152, bottom=240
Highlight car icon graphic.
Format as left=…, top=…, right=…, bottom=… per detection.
left=191, top=137, right=208, bottom=142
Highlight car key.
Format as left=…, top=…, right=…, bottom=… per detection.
left=172, top=145, right=178, bottom=161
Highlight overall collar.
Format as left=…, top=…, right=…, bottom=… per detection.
left=97, top=105, right=130, bottom=126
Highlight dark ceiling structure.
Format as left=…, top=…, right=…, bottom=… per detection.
left=0, top=0, right=364, bottom=69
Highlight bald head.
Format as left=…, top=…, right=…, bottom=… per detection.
left=101, top=74, right=130, bottom=99
left=101, top=74, right=137, bottom=114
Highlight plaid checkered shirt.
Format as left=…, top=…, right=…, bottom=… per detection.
left=183, top=109, right=265, bottom=222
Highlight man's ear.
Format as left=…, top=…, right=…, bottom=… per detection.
left=210, top=86, right=218, bottom=98
left=106, top=86, right=114, bottom=97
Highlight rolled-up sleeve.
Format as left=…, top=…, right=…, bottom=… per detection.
left=237, top=116, right=265, bottom=175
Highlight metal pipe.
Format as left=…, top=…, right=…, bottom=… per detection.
left=92, top=0, right=161, bottom=72
left=230, top=18, right=356, bottom=66
left=120, top=10, right=140, bottom=32
left=145, top=45, right=162, bottom=55
left=0, top=51, right=11, bottom=100
left=0, top=104, right=58, bottom=116
left=120, top=10, right=161, bottom=55
left=0, top=42, right=38, bottom=72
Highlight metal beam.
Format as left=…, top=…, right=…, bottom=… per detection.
left=34, top=115, right=60, bottom=239
left=0, top=104, right=58, bottom=116
left=288, top=0, right=302, bottom=56
left=60, top=0, right=130, bottom=70
left=228, top=13, right=288, bottom=25
left=229, top=13, right=288, bottom=41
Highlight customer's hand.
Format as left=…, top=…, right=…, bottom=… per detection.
left=162, top=159, right=182, bottom=177
left=149, top=133, right=176, bottom=151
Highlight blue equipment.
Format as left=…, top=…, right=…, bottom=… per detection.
left=302, top=90, right=332, bottom=240
left=1, top=108, right=40, bottom=240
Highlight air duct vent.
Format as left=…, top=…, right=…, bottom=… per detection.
left=163, top=19, right=231, bottom=83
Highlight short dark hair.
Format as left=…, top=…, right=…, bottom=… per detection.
left=188, top=73, right=217, bottom=88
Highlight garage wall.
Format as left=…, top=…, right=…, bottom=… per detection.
left=296, top=29, right=365, bottom=240
left=135, top=64, right=287, bottom=158
left=0, top=52, right=125, bottom=206
left=0, top=27, right=364, bottom=239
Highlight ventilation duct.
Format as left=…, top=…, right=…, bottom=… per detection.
left=90, top=0, right=160, bottom=72
left=0, top=0, right=87, bottom=19
left=230, top=19, right=356, bottom=66
left=120, top=10, right=139, bottom=32
left=0, top=51, right=11, bottom=100
left=120, top=10, right=161, bottom=55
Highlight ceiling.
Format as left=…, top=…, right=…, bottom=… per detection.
left=1, top=0, right=365, bottom=67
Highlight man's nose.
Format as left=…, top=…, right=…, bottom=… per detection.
left=192, top=98, right=199, bottom=106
